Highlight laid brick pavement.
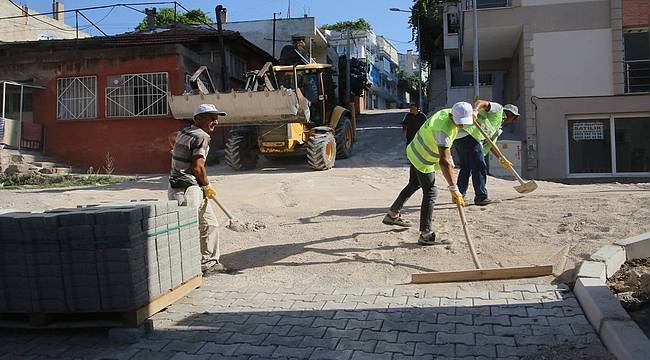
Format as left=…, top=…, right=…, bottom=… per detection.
left=0, top=282, right=603, bottom=359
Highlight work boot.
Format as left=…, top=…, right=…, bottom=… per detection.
left=474, top=198, right=494, bottom=206
left=418, top=232, right=452, bottom=246
left=202, top=261, right=229, bottom=274
left=382, top=214, right=413, bottom=227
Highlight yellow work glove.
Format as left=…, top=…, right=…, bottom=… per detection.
left=500, top=158, right=513, bottom=169
left=201, top=185, right=217, bottom=199
left=448, top=185, right=465, bottom=207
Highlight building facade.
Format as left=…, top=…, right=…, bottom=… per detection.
left=326, top=30, right=403, bottom=110
left=0, top=27, right=272, bottom=174
left=445, top=0, right=650, bottom=180
left=0, top=0, right=89, bottom=42
left=223, top=16, right=329, bottom=64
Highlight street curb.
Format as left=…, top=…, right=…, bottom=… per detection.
left=575, top=236, right=650, bottom=360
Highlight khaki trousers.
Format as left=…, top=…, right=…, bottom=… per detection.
left=168, top=185, right=220, bottom=271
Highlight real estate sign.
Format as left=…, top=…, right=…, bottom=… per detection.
left=573, top=122, right=604, bottom=141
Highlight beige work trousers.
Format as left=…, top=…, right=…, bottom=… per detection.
left=168, top=185, right=220, bottom=271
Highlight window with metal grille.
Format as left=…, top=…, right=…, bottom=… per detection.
left=57, top=76, right=97, bottom=120
left=106, top=72, right=168, bottom=117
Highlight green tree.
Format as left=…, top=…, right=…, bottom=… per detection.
left=135, top=8, right=212, bottom=30
left=321, top=18, right=372, bottom=32
left=338, top=56, right=371, bottom=98
left=409, top=0, right=445, bottom=111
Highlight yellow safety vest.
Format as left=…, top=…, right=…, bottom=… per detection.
left=463, top=106, right=504, bottom=155
left=463, top=108, right=503, bottom=140
left=406, top=109, right=459, bottom=174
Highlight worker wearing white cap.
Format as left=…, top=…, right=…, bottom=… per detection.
left=383, top=102, right=474, bottom=246
left=455, top=100, right=520, bottom=206
left=168, top=104, right=227, bottom=273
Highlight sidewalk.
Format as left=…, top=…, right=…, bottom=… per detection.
left=0, top=277, right=605, bottom=360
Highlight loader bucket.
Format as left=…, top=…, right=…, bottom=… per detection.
left=167, top=89, right=310, bottom=125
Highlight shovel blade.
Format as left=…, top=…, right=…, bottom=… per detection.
left=514, top=180, right=538, bottom=194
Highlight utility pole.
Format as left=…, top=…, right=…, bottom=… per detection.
left=287, top=0, right=291, bottom=18
left=215, top=5, right=229, bottom=92
left=273, top=12, right=281, bottom=59
left=472, top=0, right=480, bottom=100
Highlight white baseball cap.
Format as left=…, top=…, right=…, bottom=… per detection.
left=193, top=103, right=226, bottom=117
left=451, top=102, right=474, bottom=125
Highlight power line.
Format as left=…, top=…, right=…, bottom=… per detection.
left=0, top=2, right=205, bottom=38
left=0, top=2, right=177, bottom=21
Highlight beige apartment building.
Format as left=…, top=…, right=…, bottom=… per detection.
left=0, top=1, right=88, bottom=42
left=444, top=0, right=649, bottom=180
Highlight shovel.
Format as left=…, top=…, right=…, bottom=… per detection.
left=471, top=117, right=538, bottom=194
left=210, top=197, right=237, bottom=227
left=209, top=197, right=266, bottom=232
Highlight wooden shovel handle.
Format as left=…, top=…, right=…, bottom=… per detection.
left=210, top=197, right=235, bottom=221
left=457, top=203, right=482, bottom=269
left=471, top=117, right=528, bottom=186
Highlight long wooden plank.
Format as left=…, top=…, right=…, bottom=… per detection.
left=411, top=265, right=553, bottom=284
left=127, top=274, right=203, bottom=327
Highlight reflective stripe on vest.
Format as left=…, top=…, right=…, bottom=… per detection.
left=407, top=109, right=458, bottom=174
left=413, top=133, right=439, bottom=161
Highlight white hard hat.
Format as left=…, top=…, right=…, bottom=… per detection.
left=451, top=102, right=474, bottom=125
left=193, top=103, right=226, bottom=117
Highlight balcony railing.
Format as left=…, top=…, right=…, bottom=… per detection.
left=464, top=0, right=512, bottom=9
left=625, top=59, right=650, bottom=93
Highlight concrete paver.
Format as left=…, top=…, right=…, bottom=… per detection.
left=0, top=283, right=601, bottom=359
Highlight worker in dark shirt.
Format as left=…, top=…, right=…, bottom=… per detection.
left=402, top=102, right=427, bottom=145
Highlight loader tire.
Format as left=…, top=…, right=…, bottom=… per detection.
left=306, top=133, right=336, bottom=171
left=225, top=132, right=258, bottom=171
left=334, top=116, right=354, bottom=159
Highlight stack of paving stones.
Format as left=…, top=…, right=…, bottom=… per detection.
left=0, top=200, right=201, bottom=316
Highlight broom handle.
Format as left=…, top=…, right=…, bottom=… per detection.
left=457, top=203, right=482, bottom=269
left=211, top=197, right=235, bottom=221
left=471, top=116, right=528, bottom=186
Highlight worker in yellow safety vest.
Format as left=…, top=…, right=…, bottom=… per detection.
left=382, top=102, right=475, bottom=246
left=455, top=100, right=519, bottom=206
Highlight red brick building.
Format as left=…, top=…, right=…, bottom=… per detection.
left=0, top=26, right=272, bottom=173
left=623, top=0, right=650, bottom=28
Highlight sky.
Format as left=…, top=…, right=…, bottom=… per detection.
left=18, top=0, right=418, bottom=53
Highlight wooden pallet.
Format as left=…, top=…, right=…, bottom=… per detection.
left=0, top=274, right=202, bottom=329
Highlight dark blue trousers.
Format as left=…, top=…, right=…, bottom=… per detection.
left=455, top=135, right=488, bottom=202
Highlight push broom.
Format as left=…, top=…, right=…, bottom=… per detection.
left=411, top=116, right=551, bottom=284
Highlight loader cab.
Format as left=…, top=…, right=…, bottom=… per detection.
left=300, top=72, right=323, bottom=125
left=273, top=64, right=336, bottom=127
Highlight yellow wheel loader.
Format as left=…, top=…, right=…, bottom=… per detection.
left=167, top=60, right=356, bottom=171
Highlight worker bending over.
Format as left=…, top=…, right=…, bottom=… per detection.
left=455, top=100, right=520, bottom=205
left=383, top=102, right=475, bottom=246
left=168, top=104, right=225, bottom=273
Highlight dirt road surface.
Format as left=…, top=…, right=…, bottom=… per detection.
left=2, top=110, right=649, bottom=293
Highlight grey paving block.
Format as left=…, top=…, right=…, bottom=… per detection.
left=299, top=336, right=340, bottom=350
left=336, top=338, right=377, bottom=353
left=57, top=210, right=98, bottom=226
left=59, top=225, right=95, bottom=250
left=309, top=348, right=353, bottom=360
left=93, top=206, right=143, bottom=224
